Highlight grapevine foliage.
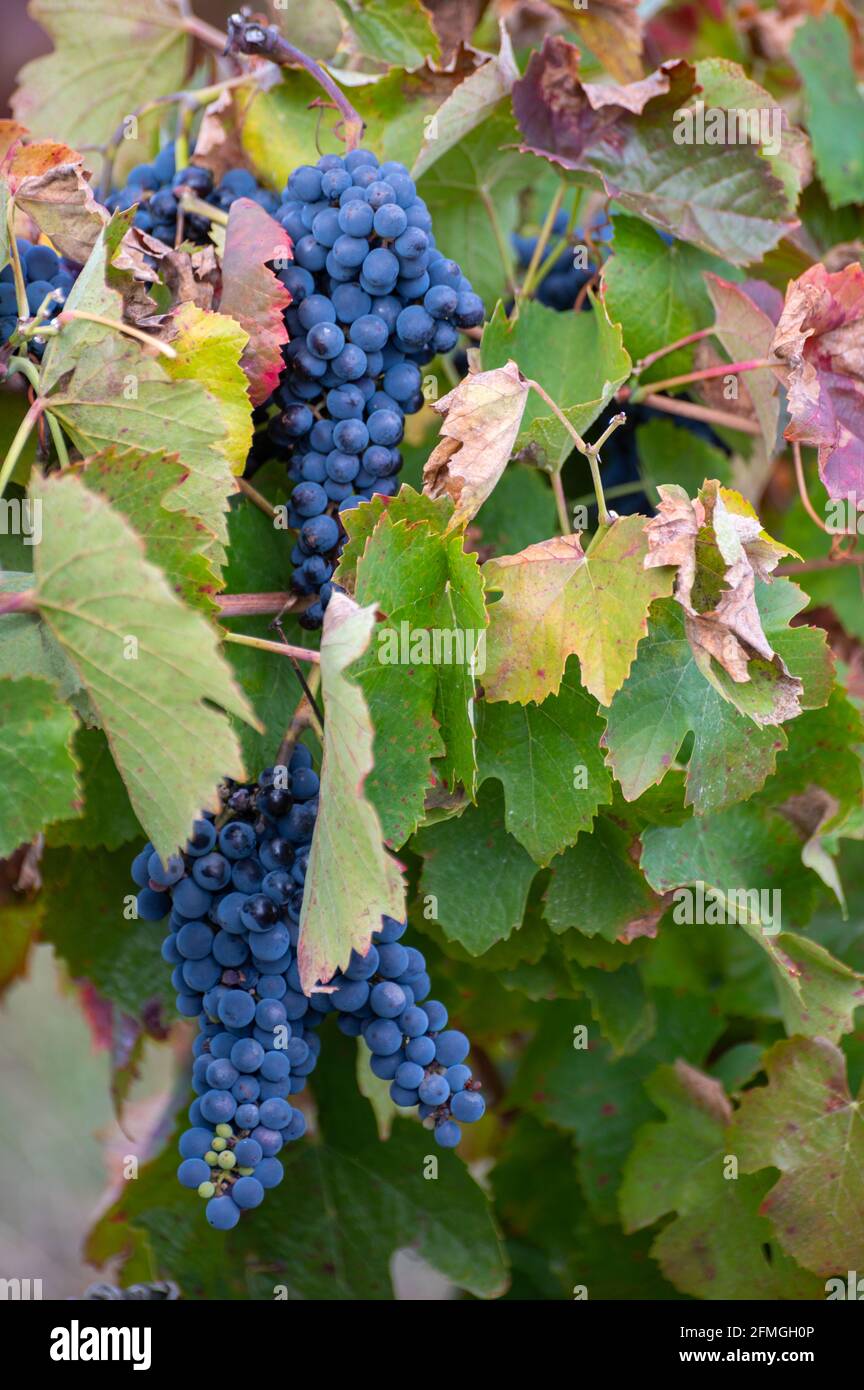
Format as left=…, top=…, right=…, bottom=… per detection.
left=1, top=0, right=864, bottom=1304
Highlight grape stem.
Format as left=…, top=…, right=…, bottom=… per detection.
left=55, top=310, right=178, bottom=358
left=635, top=392, right=762, bottom=437
left=516, top=188, right=564, bottom=306
left=6, top=198, right=29, bottom=322
left=237, top=477, right=277, bottom=519
left=0, top=397, right=45, bottom=500
left=792, top=439, right=832, bottom=535
left=0, top=588, right=37, bottom=615
left=629, top=357, right=776, bottom=402
left=777, top=550, right=864, bottom=575
left=224, top=14, right=365, bottom=152
left=634, top=326, right=717, bottom=375
left=526, top=379, right=626, bottom=528
left=223, top=631, right=320, bottom=663
left=217, top=591, right=297, bottom=616
left=7, top=357, right=70, bottom=469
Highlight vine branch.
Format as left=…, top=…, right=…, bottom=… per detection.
left=224, top=14, right=365, bottom=151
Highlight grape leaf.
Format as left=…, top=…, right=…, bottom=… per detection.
left=29, top=469, right=257, bottom=859
left=742, top=926, right=864, bottom=1044
left=163, top=303, right=252, bottom=473
left=0, top=572, right=83, bottom=703
left=483, top=515, right=674, bottom=706
left=298, top=593, right=404, bottom=992
left=731, top=1036, right=864, bottom=1277
left=790, top=15, right=864, bottom=210
left=509, top=995, right=725, bottom=1221
left=0, top=675, right=80, bottom=856
left=481, top=297, right=631, bottom=472
left=0, top=868, right=42, bottom=997
left=40, top=844, right=171, bottom=1019
left=413, top=782, right=538, bottom=955
left=411, top=31, right=519, bottom=178
left=87, top=1028, right=507, bottom=1300
left=512, top=41, right=795, bottom=265
left=640, top=801, right=821, bottom=930
left=619, top=1061, right=822, bottom=1299
left=11, top=0, right=189, bottom=183
left=603, top=214, right=739, bottom=385
left=603, top=582, right=832, bottom=813
left=0, top=120, right=106, bottom=264
left=550, top=0, right=643, bottom=84
left=770, top=261, right=864, bottom=508
left=40, top=220, right=237, bottom=567
left=423, top=361, right=530, bottom=530
left=695, top=58, right=811, bottom=208
left=220, top=482, right=312, bottom=775
left=350, top=487, right=486, bottom=844
left=46, top=726, right=139, bottom=851
left=217, top=199, right=292, bottom=410
left=79, top=447, right=219, bottom=614
left=417, top=103, right=532, bottom=308
left=332, top=0, right=439, bottom=69
left=476, top=660, right=613, bottom=865
left=492, top=1117, right=682, bottom=1300
left=544, top=815, right=662, bottom=942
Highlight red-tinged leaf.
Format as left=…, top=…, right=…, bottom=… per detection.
left=770, top=261, right=864, bottom=508
left=511, top=38, right=795, bottom=265
left=0, top=119, right=107, bottom=264
left=218, top=198, right=292, bottom=408
left=547, top=0, right=644, bottom=85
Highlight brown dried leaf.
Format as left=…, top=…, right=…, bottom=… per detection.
left=423, top=360, right=530, bottom=531
left=770, top=261, right=864, bottom=507
left=549, top=0, right=644, bottom=84
left=645, top=481, right=802, bottom=716
left=0, top=119, right=107, bottom=265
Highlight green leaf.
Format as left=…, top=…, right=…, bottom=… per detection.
left=221, top=482, right=313, bottom=774
left=603, top=583, right=832, bottom=813
left=40, top=844, right=171, bottom=1018
left=351, top=486, right=486, bottom=842
left=740, top=925, right=864, bottom=1044
left=544, top=815, right=662, bottom=942
left=0, top=675, right=80, bottom=855
left=29, top=469, right=256, bottom=859
left=695, top=59, right=810, bottom=209
left=332, top=0, right=438, bottom=68
left=411, top=33, right=519, bottom=178
left=790, top=15, right=864, bottom=209
left=635, top=417, right=733, bottom=500
left=513, top=44, right=796, bottom=264
left=163, top=303, right=252, bottom=473
left=509, top=995, right=725, bottom=1221
left=472, top=464, right=558, bottom=555
left=0, top=572, right=83, bottom=703
left=413, top=781, right=538, bottom=955
left=483, top=515, right=673, bottom=706
left=298, top=593, right=404, bottom=991
left=619, top=1061, right=822, bottom=1299
left=40, top=220, right=236, bottom=566
left=87, top=1029, right=508, bottom=1300
left=603, top=214, right=739, bottom=384
left=481, top=296, right=631, bottom=471
left=417, top=104, right=530, bottom=308
left=46, top=726, right=139, bottom=851
left=476, top=660, right=613, bottom=865
left=11, top=0, right=189, bottom=183
left=79, top=447, right=219, bottom=615
left=731, top=1036, right=864, bottom=1277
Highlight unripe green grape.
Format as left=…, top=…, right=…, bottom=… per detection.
left=205, top=1150, right=218, bottom=1166
left=212, top=1137, right=228, bottom=1152
left=197, top=1181, right=216, bottom=1199
left=215, top=1123, right=233, bottom=1139
left=217, top=1151, right=237, bottom=1170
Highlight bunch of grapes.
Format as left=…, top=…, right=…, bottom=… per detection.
left=328, top=924, right=486, bottom=1147
left=267, top=147, right=484, bottom=629
left=132, top=748, right=485, bottom=1227
left=79, top=1281, right=180, bottom=1301
left=0, top=238, right=76, bottom=349
left=132, top=747, right=322, bottom=1231
left=106, top=141, right=279, bottom=246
